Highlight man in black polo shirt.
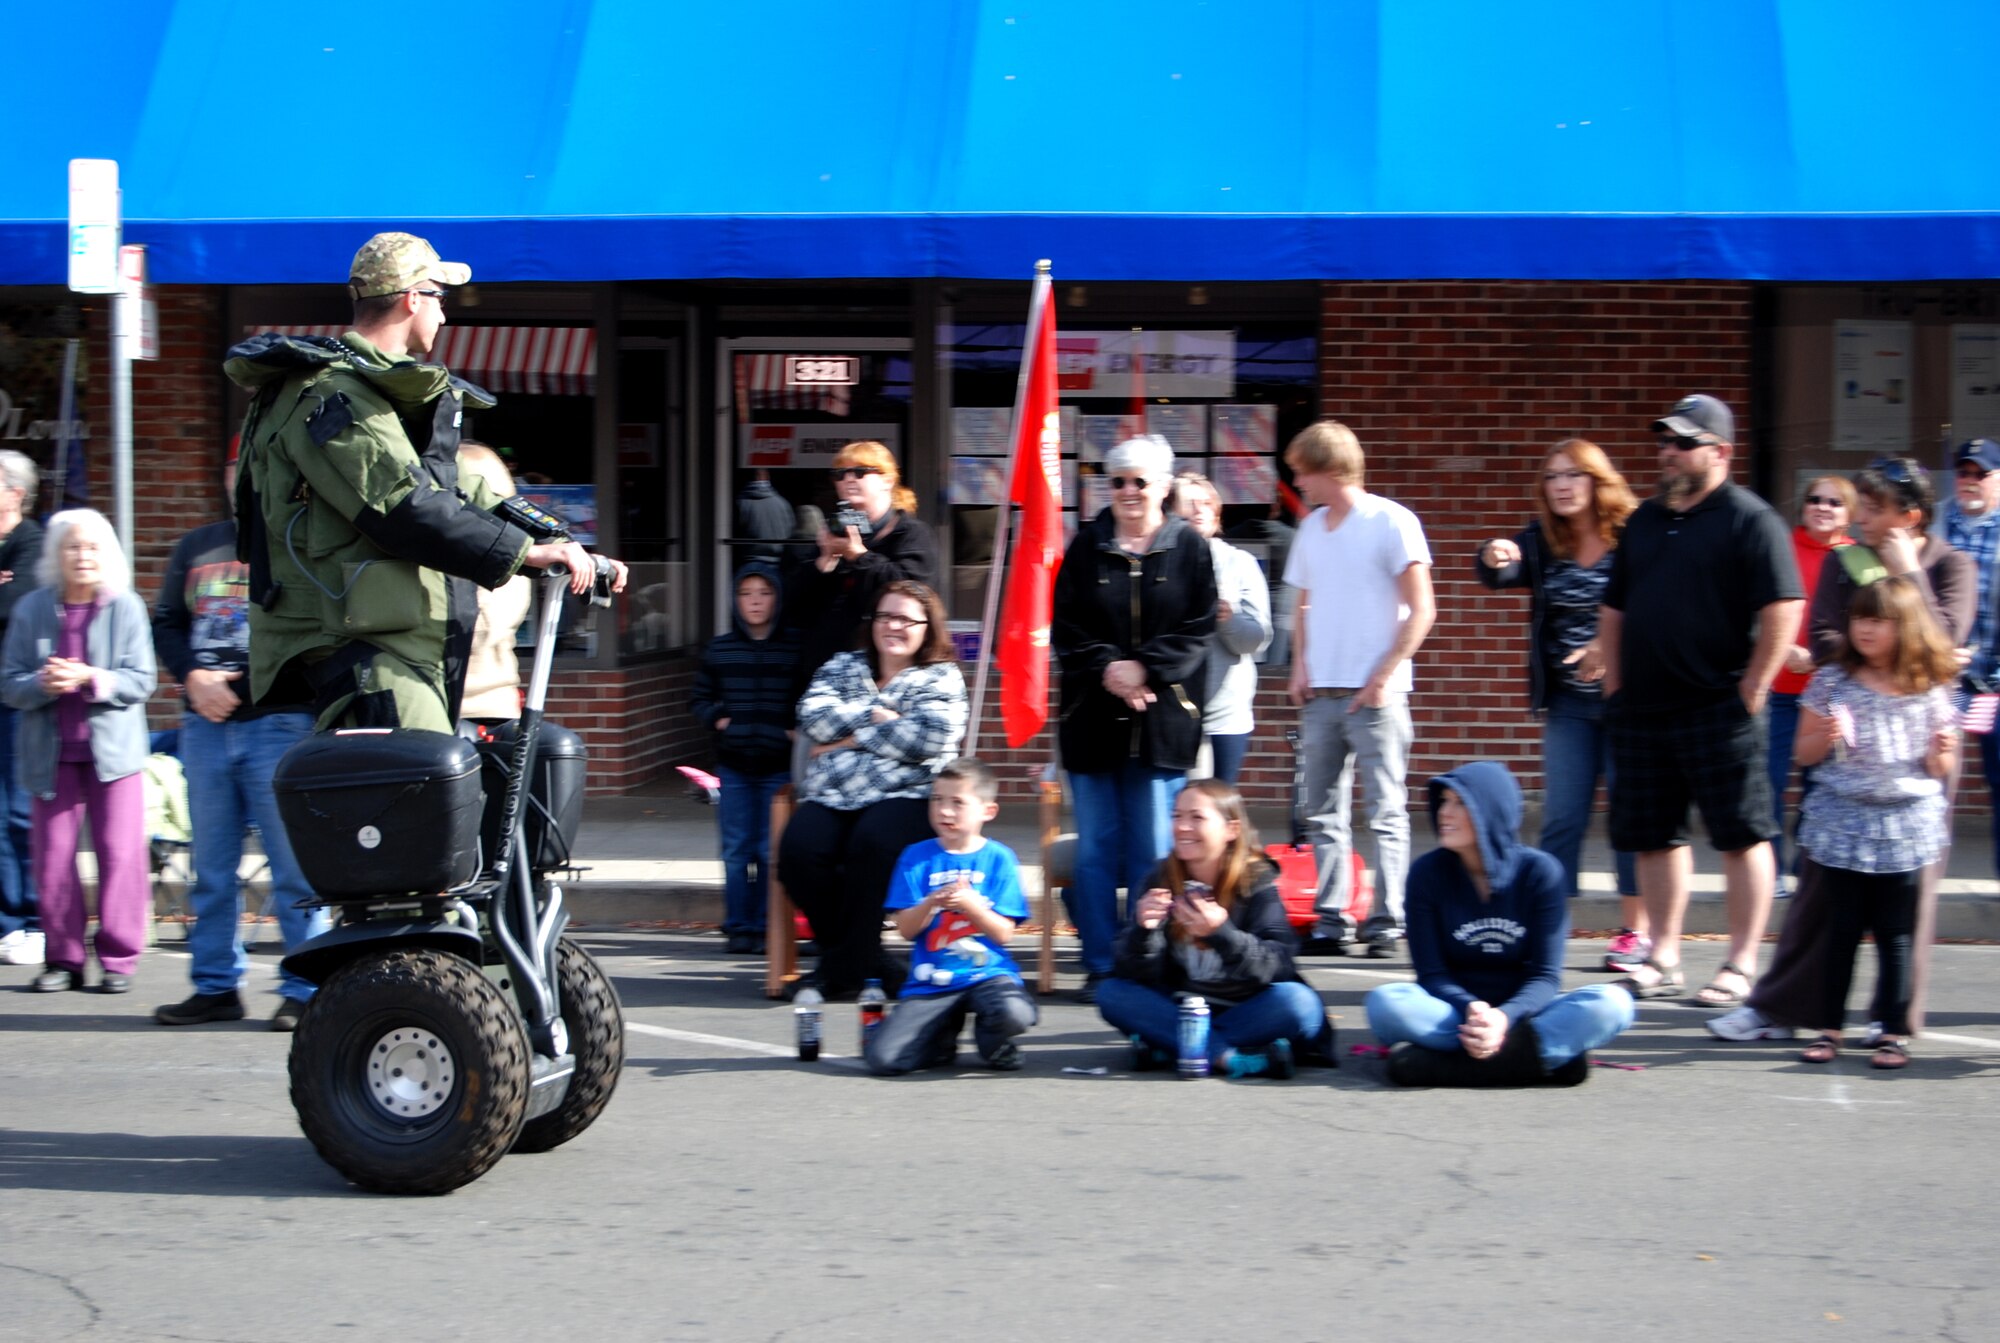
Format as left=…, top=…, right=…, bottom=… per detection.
left=1598, top=394, right=1804, bottom=1006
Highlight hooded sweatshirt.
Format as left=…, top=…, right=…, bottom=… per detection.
left=690, top=560, right=801, bottom=776
left=1405, top=761, right=1567, bottom=1025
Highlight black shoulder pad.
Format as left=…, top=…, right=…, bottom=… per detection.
left=305, top=391, right=355, bottom=448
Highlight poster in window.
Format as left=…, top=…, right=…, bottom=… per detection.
left=1951, top=325, right=2000, bottom=445
left=1076, top=414, right=1142, bottom=464
left=952, top=407, right=1011, bottom=456
left=949, top=457, right=1007, bottom=505
left=738, top=423, right=901, bottom=468
left=1831, top=320, right=1913, bottom=454
left=1056, top=330, right=1236, bottom=400
left=1211, top=404, right=1276, bottom=457
left=520, top=485, right=597, bottom=545
left=1079, top=469, right=1110, bottom=518
left=1145, top=404, right=1207, bottom=457
left=1212, top=454, right=1278, bottom=505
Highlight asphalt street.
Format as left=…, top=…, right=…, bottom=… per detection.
left=1, top=932, right=1996, bottom=1342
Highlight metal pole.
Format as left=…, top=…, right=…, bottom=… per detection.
left=110, top=283, right=133, bottom=555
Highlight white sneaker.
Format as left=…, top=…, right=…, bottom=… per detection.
left=1705, top=1005, right=1795, bottom=1042
left=0, top=929, right=45, bottom=966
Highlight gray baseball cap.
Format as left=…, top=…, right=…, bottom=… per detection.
left=1651, top=394, right=1735, bottom=444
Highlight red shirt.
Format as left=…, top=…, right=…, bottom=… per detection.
left=1773, top=524, right=1850, bottom=695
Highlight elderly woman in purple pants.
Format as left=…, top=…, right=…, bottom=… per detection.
left=0, top=509, right=155, bottom=994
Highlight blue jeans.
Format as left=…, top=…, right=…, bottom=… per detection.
left=0, top=703, right=36, bottom=936
left=717, top=764, right=786, bottom=937
left=1206, top=732, right=1250, bottom=785
left=182, top=712, right=329, bottom=1001
left=1541, top=689, right=1636, bottom=898
left=1366, top=980, right=1634, bottom=1071
left=1097, top=976, right=1325, bottom=1060
left=1067, top=764, right=1187, bottom=976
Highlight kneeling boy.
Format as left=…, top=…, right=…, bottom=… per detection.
left=866, top=759, right=1038, bottom=1074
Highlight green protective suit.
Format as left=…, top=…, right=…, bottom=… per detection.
left=223, top=330, right=533, bottom=732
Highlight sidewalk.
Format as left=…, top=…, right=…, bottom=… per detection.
left=147, top=782, right=2000, bottom=943
left=547, top=784, right=2000, bottom=941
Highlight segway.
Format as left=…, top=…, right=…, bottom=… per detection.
left=273, top=525, right=624, bottom=1195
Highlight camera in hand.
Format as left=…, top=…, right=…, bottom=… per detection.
left=833, top=503, right=874, bottom=537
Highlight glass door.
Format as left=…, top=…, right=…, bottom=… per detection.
left=712, top=336, right=913, bottom=627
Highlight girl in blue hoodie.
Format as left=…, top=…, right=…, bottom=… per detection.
left=1367, top=761, right=1634, bottom=1086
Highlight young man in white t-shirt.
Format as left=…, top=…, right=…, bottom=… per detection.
left=1281, top=421, right=1435, bottom=956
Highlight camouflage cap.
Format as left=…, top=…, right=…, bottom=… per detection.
left=347, top=232, right=472, bottom=300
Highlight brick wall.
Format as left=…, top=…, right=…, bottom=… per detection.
left=933, top=281, right=1763, bottom=812
left=547, top=657, right=699, bottom=795
left=1316, top=280, right=1755, bottom=805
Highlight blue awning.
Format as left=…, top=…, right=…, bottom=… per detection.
left=5, top=0, right=1996, bottom=285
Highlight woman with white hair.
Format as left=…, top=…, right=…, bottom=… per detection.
left=0, top=509, right=156, bottom=993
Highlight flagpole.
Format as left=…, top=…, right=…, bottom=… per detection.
left=967, top=260, right=1052, bottom=749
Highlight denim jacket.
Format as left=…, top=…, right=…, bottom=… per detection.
left=0, top=587, right=157, bottom=795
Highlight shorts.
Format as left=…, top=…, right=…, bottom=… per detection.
left=1608, top=695, right=1776, bottom=854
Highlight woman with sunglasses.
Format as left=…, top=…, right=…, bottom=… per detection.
left=1767, top=476, right=1856, bottom=889
left=1053, top=435, right=1217, bottom=1003
left=778, top=580, right=966, bottom=1000
left=1475, top=438, right=1642, bottom=968
left=785, top=441, right=940, bottom=680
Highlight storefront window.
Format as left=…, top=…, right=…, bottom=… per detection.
left=943, top=315, right=1318, bottom=620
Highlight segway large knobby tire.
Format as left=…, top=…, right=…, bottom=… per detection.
left=513, top=936, right=625, bottom=1154
left=289, top=947, right=531, bottom=1195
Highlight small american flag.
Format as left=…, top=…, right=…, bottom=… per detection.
left=1959, top=692, right=1998, bottom=735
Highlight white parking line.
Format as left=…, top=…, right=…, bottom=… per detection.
left=623, top=1019, right=865, bottom=1068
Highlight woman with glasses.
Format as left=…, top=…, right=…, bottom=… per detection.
left=1053, top=436, right=1217, bottom=1003
left=1808, top=458, right=1974, bottom=664
left=1767, top=477, right=1856, bottom=889
left=1475, top=438, right=1642, bottom=969
left=777, top=580, right=966, bottom=1000
left=1172, top=471, right=1271, bottom=783
left=785, top=440, right=940, bottom=680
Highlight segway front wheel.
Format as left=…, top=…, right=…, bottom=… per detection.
left=513, top=936, right=625, bottom=1154
left=290, top=948, right=530, bottom=1195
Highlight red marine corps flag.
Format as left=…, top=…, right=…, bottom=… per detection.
left=970, top=261, right=1063, bottom=749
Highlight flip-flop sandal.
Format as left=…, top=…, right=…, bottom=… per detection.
left=1613, top=957, right=1685, bottom=1000
left=1870, top=1040, right=1911, bottom=1070
left=1801, top=1035, right=1840, bottom=1064
left=1694, top=960, right=1756, bottom=1008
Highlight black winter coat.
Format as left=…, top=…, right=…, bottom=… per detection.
left=1111, top=862, right=1302, bottom=1006
left=785, top=509, right=941, bottom=677
left=1053, top=510, right=1216, bottom=773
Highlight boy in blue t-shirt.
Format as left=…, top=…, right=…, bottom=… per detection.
left=865, top=759, right=1038, bottom=1075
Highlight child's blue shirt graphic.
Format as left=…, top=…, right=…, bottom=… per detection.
left=886, top=837, right=1029, bottom=997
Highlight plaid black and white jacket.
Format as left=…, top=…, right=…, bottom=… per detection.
left=796, top=651, right=967, bottom=810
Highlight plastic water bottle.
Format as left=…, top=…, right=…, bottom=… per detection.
left=1177, top=995, right=1211, bottom=1079
left=794, top=987, right=824, bottom=1062
left=858, top=979, right=888, bottom=1054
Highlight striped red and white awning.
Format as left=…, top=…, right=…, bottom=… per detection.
left=252, top=326, right=597, bottom=397
left=734, top=353, right=851, bottom=417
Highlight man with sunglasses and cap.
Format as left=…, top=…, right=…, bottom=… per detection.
left=224, top=232, right=626, bottom=734
left=1597, top=394, right=1803, bottom=1007
left=1933, top=438, right=2000, bottom=875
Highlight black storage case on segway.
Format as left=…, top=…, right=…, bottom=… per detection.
left=273, top=729, right=485, bottom=898
left=475, top=719, right=586, bottom=873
